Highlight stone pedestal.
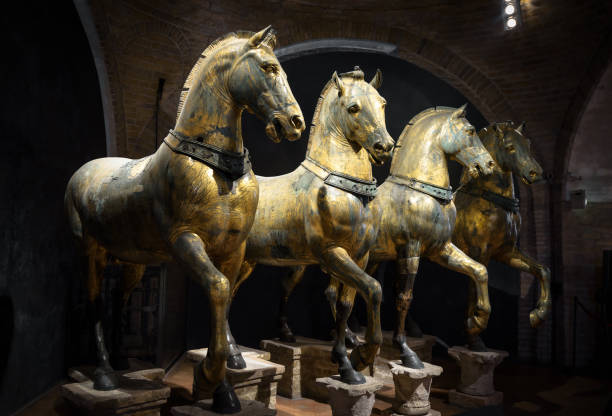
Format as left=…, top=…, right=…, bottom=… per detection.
left=260, top=336, right=371, bottom=401
left=373, top=332, right=436, bottom=386
left=187, top=347, right=284, bottom=409
left=61, top=368, right=170, bottom=416
left=387, top=361, right=442, bottom=416
left=171, top=399, right=275, bottom=416
left=316, top=376, right=383, bottom=416
left=447, top=346, right=508, bottom=408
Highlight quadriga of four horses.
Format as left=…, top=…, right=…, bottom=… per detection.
left=66, top=28, right=548, bottom=410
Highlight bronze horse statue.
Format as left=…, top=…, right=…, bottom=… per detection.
left=64, top=27, right=304, bottom=410
left=451, top=121, right=549, bottom=351
left=277, top=106, right=497, bottom=368
left=230, top=68, right=394, bottom=384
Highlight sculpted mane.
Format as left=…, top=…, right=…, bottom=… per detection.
left=176, top=30, right=275, bottom=120
left=396, top=106, right=456, bottom=147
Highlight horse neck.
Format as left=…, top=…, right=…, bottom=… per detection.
left=174, top=53, right=243, bottom=153
left=390, top=116, right=450, bottom=188
left=463, top=130, right=515, bottom=198
left=306, top=101, right=373, bottom=180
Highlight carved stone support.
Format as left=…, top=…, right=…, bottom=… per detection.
left=387, top=361, right=442, bottom=416
left=316, top=376, right=383, bottom=416
left=447, top=346, right=508, bottom=407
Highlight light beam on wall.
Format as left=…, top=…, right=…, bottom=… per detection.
left=503, top=0, right=521, bottom=30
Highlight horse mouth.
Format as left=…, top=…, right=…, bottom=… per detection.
left=265, top=117, right=303, bottom=143
left=368, top=151, right=384, bottom=166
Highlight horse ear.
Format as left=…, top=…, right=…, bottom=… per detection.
left=494, top=123, right=504, bottom=136
left=332, top=71, right=345, bottom=97
left=451, top=103, right=467, bottom=119
left=370, top=69, right=383, bottom=89
left=248, top=26, right=276, bottom=49
left=516, top=121, right=525, bottom=134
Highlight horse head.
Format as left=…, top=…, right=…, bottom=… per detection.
left=440, top=104, right=497, bottom=180
left=327, top=67, right=395, bottom=165
left=489, top=122, right=544, bottom=184
left=228, top=26, right=305, bottom=142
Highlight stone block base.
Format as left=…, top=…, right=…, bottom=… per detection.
left=171, top=399, right=275, bottom=416
left=61, top=368, right=170, bottom=416
left=384, top=410, right=441, bottom=416
left=261, top=336, right=371, bottom=402
left=187, top=347, right=284, bottom=409
left=317, top=376, right=383, bottom=416
left=448, top=389, right=503, bottom=408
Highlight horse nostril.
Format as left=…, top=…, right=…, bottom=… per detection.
left=374, top=142, right=384, bottom=152
left=488, top=160, right=495, bottom=168
left=530, top=170, right=537, bottom=177
left=290, top=115, right=303, bottom=129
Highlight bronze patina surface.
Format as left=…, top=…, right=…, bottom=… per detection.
left=64, top=27, right=304, bottom=406
left=277, top=106, right=497, bottom=369
left=232, top=68, right=394, bottom=385
left=452, top=122, right=550, bottom=351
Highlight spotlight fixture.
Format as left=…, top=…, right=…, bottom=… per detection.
left=502, top=0, right=521, bottom=30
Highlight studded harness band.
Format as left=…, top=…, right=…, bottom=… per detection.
left=459, top=187, right=520, bottom=213
left=387, top=174, right=454, bottom=204
left=164, top=129, right=251, bottom=179
left=301, top=157, right=377, bottom=199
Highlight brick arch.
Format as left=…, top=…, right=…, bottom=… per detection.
left=274, top=23, right=516, bottom=123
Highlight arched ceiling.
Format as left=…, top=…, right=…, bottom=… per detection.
left=75, top=0, right=611, bottom=178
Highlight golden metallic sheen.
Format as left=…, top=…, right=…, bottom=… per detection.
left=232, top=68, right=394, bottom=385
left=64, top=27, right=304, bottom=400
left=452, top=122, right=550, bottom=351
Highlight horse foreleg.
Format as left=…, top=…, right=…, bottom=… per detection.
left=431, top=242, right=491, bottom=346
left=111, top=263, right=146, bottom=370
left=171, top=232, right=233, bottom=407
left=495, top=249, right=551, bottom=327
left=393, top=241, right=424, bottom=369
left=331, top=285, right=365, bottom=384
left=321, top=247, right=382, bottom=376
left=278, top=265, right=306, bottom=342
left=86, top=245, right=117, bottom=390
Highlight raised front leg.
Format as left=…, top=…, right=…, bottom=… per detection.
left=393, top=241, right=424, bottom=369
left=278, top=266, right=307, bottom=342
left=495, top=248, right=551, bottom=327
left=171, top=232, right=236, bottom=409
left=430, top=242, right=491, bottom=338
left=320, top=247, right=382, bottom=378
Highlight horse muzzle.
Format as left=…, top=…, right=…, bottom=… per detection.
left=265, top=112, right=304, bottom=143
left=366, top=128, right=395, bottom=165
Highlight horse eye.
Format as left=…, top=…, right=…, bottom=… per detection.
left=466, top=127, right=475, bottom=135
left=261, top=63, right=277, bottom=74
left=506, top=144, right=516, bottom=152
left=348, top=104, right=360, bottom=114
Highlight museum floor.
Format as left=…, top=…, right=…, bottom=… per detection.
left=14, top=352, right=612, bottom=416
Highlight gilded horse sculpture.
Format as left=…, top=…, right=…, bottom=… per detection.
left=230, top=68, right=394, bottom=384
left=64, top=27, right=304, bottom=410
left=278, top=106, right=497, bottom=369
left=451, top=121, right=550, bottom=351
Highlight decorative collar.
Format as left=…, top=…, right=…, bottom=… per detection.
left=164, top=129, right=251, bottom=179
left=387, top=174, right=453, bottom=204
left=459, top=187, right=520, bottom=213
left=301, top=157, right=377, bottom=199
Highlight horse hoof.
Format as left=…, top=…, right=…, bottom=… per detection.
left=467, top=336, right=488, bottom=352
left=400, top=349, right=424, bottom=369
left=226, top=353, right=246, bottom=370
left=345, top=331, right=361, bottom=349
left=339, top=367, right=366, bottom=385
left=279, top=329, right=296, bottom=343
left=212, top=379, right=241, bottom=414
left=93, top=367, right=119, bottom=391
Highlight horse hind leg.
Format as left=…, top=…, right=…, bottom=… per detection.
left=85, top=242, right=118, bottom=390
left=111, top=263, right=146, bottom=370
left=278, top=266, right=306, bottom=343
left=393, top=241, right=424, bottom=369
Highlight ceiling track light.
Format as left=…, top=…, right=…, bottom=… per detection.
left=502, top=0, right=521, bottom=31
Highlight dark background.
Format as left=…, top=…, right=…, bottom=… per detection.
left=0, top=4, right=519, bottom=415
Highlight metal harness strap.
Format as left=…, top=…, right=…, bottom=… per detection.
left=387, top=174, right=453, bottom=204
left=301, top=157, right=377, bottom=199
left=459, top=187, right=520, bottom=213
left=164, top=129, right=251, bottom=179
